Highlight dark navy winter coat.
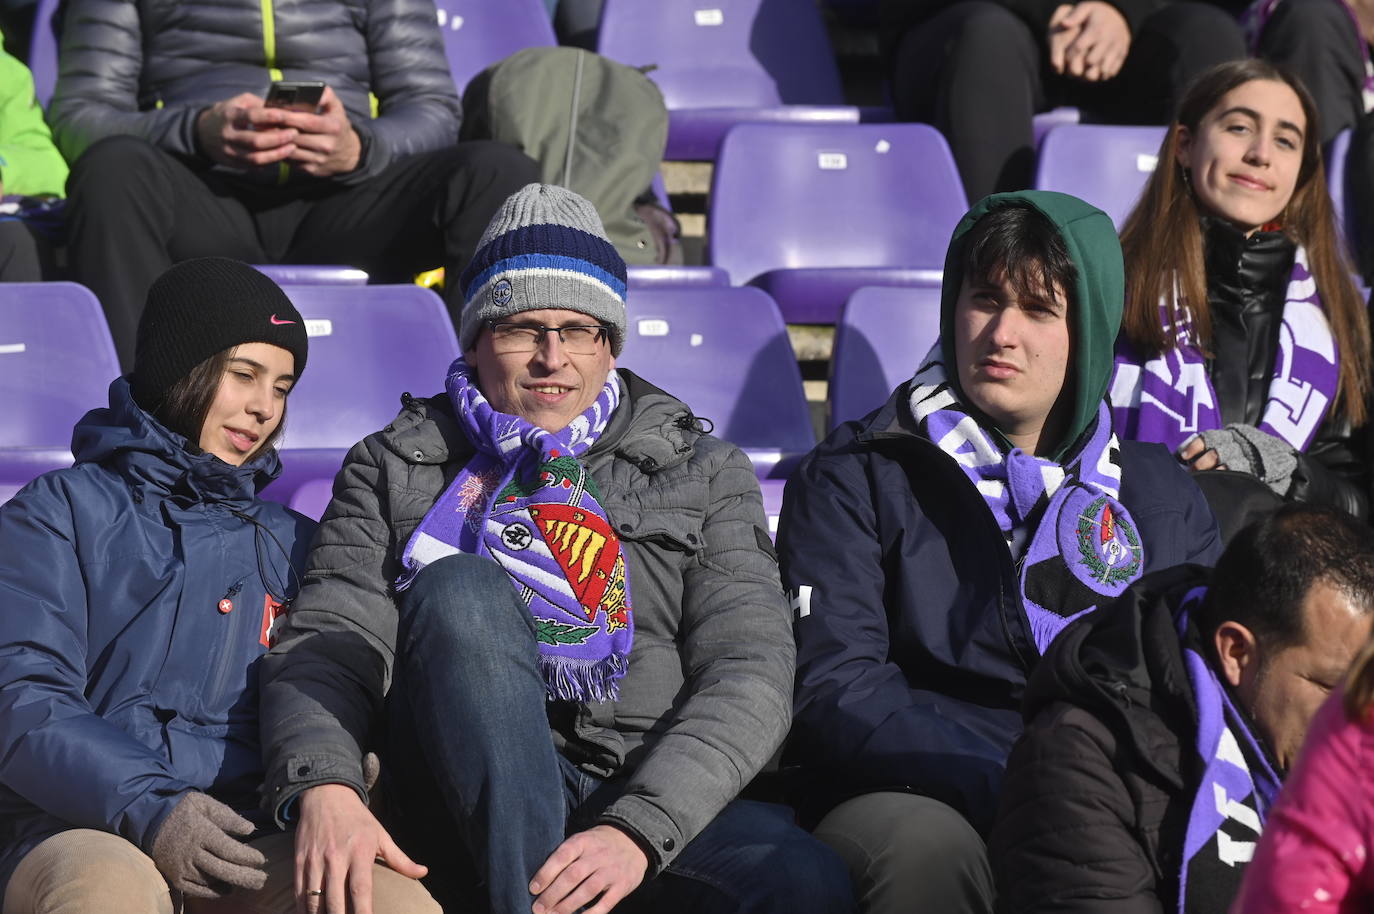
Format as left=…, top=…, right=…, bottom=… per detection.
left=777, top=388, right=1222, bottom=834
left=0, top=379, right=314, bottom=896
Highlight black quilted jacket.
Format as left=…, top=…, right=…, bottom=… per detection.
left=47, top=0, right=462, bottom=184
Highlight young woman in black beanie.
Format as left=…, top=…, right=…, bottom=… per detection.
left=0, top=258, right=342, bottom=913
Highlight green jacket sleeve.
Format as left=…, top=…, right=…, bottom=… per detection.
left=0, top=38, right=69, bottom=197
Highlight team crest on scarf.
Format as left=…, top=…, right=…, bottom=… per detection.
left=1072, top=494, right=1143, bottom=587
left=397, top=361, right=633, bottom=702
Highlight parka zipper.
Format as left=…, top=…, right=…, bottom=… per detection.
left=259, top=0, right=289, bottom=185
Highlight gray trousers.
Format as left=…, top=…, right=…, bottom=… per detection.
left=813, top=793, right=994, bottom=914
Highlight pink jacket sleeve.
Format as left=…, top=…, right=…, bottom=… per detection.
left=1230, top=691, right=1374, bottom=914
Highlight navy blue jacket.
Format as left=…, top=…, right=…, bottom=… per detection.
left=777, top=386, right=1221, bottom=834
left=0, top=380, right=315, bottom=896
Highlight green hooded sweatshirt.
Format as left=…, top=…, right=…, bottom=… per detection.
left=0, top=30, right=69, bottom=197
left=937, top=190, right=1124, bottom=462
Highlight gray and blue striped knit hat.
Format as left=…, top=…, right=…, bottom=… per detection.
left=458, top=183, right=628, bottom=356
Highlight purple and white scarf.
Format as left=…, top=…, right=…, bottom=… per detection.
left=1175, top=587, right=1281, bottom=914
left=1244, top=0, right=1374, bottom=113
left=1110, top=247, right=1339, bottom=453
left=397, top=360, right=633, bottom=702
left=907, top=353, right=1145, bottom=654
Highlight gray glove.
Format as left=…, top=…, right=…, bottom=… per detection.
left=1196, top=424, right=1299, bottom=495
left=150, top=791, right=268, bottom=899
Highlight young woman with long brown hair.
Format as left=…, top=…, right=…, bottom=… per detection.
left=1109, top=59, right=1372, bottom=523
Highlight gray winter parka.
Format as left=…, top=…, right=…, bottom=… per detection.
left=258, top=370, right=794, bottom=872
left=47, top=0, right=462, bottom=184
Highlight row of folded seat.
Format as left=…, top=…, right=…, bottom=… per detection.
left=0, top=279, right=938, bottom=531
left=227, top=118, right=1360, bottom=329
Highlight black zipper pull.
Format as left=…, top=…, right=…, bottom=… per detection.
left=218, top=582, right=243, bottom=614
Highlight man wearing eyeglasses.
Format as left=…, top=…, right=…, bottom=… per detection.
left=257, top=184, right=853, bottom=914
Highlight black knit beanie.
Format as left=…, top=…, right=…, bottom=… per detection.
left=129, top=258, right=310, bottom=411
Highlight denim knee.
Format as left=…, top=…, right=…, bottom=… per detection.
left=397, top=553, right=535, bottom=656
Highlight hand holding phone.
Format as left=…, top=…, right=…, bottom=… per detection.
left=196, top=92, right=298, bottom=169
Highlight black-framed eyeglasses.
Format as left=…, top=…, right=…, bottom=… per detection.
left=487, top=321, right=610, bottom=355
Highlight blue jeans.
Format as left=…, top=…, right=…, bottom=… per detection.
left=385, top=554, right=854, bottom=914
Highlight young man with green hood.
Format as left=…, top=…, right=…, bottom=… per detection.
left=776, top=191, right=1222, bottom=914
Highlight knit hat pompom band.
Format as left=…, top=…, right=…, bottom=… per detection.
left=458, top=184, right=628, bottom=356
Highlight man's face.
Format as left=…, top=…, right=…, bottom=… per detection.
left=952, top=269, right=1072, bottom=455
left=1235, top=580, right=1373, bottom=770
left=465, top=308, right=615, bottom=433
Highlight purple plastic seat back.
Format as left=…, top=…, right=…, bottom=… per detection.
left=626, top=265, right=730, bottom=288
left=708, top=123, right=967, bottom=286
left=29, top=0, right=60, bottom=105
left=829, top=285, right=942, bottom=428
left=0, top=282, right=118, bottom=446
left=434, top=0, right=557, bottom=93
left=254, top=264, right=369, bottom=286
left=277, top=284, right=459, bottom=449
left=0, top=283, right=120, bottom=502
left=1034, top=124, right=1168, bottom=229
left=1327, top=128, right=1356, bottom=251
left=262, top=285, right=460, bottom=516
left=596, top=0, right=844, bottom=110
left=618, top=285, right=813, bottom=457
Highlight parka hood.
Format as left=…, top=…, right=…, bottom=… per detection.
left=72, top=377, right=282, bottom=505
left=938, top=190, right=1125, bottom=458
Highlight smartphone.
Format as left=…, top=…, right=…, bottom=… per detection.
left=265, top=80, right=326, bottom=112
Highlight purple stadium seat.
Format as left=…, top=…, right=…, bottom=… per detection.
left=828, top=284, right=941, bottom=428
left=0, top=282, right=120, bottom=504
left=1327, top=128, right=1356, bottom=252
left=708, top=122, right=966, bottom=323
left=434, top=0, right=557, bottom=94
left=1032, top=106, right=1080, bottom=146
left=1034, top=124, right=1168, bottom=229
left=262, top=284, right=461, bottom=518
left=253, top=265, right=369, bottom=286
left=627, top=265, right=730, bottom=288
left=596, top=0, right=858, bottom=160
left=619, top=285, right=814, bottom=476
left=29, top=0, right=59, bottom=106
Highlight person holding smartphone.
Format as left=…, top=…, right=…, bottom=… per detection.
left=48, top=0, right=538, bottom=370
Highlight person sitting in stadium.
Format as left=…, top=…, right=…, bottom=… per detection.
left=993, top=503, right=1374, bottom=913
left=1230, top=622, right=1374, bottom=913
left=256, top=184, right=855, bottom=914
left=0, top=260, right=426, bottom=914
left=1110, top=59, right=1373, bottom=532
left=777, top=189, right=1221, bottom=914
left=880, top=0, right=1245, bottom=204
left=48, top=0, right=537, bottom=369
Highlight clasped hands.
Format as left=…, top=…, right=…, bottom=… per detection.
left=1048, top=1, right=1131, bottom=83
left=195, top=86, right=360, bottom=177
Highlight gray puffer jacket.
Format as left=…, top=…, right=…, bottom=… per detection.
left=259, top=370, right=794, bottom=872
left=48, top=0, right=462, bottom=184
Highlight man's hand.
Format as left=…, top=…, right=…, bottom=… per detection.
left=528, top=825, right=649, bottom=914
left=1048, top=2, right=1131, bottom=82
left=264, top=86, right=363, bottom=178
left=195, top=93, right=298, bottom=169
left=294, top=783, right=427, bottom=914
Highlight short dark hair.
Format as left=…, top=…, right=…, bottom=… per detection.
left=962, top=203, right=1078, bottom=310
left=1197, top=504, right=1374, bottom=654
left=149, top=346, right=289, bottom=458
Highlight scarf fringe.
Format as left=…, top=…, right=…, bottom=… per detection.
left=540, top=653, right=631, bottom=703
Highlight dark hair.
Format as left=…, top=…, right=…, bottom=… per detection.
left=1120, top=59, right=1370, bottom=427
left=962, top=203, right=1078, bottom=309
left=1196, top=504, right=1374, bottom=660
left=148, top=346, right=289, bottom=459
